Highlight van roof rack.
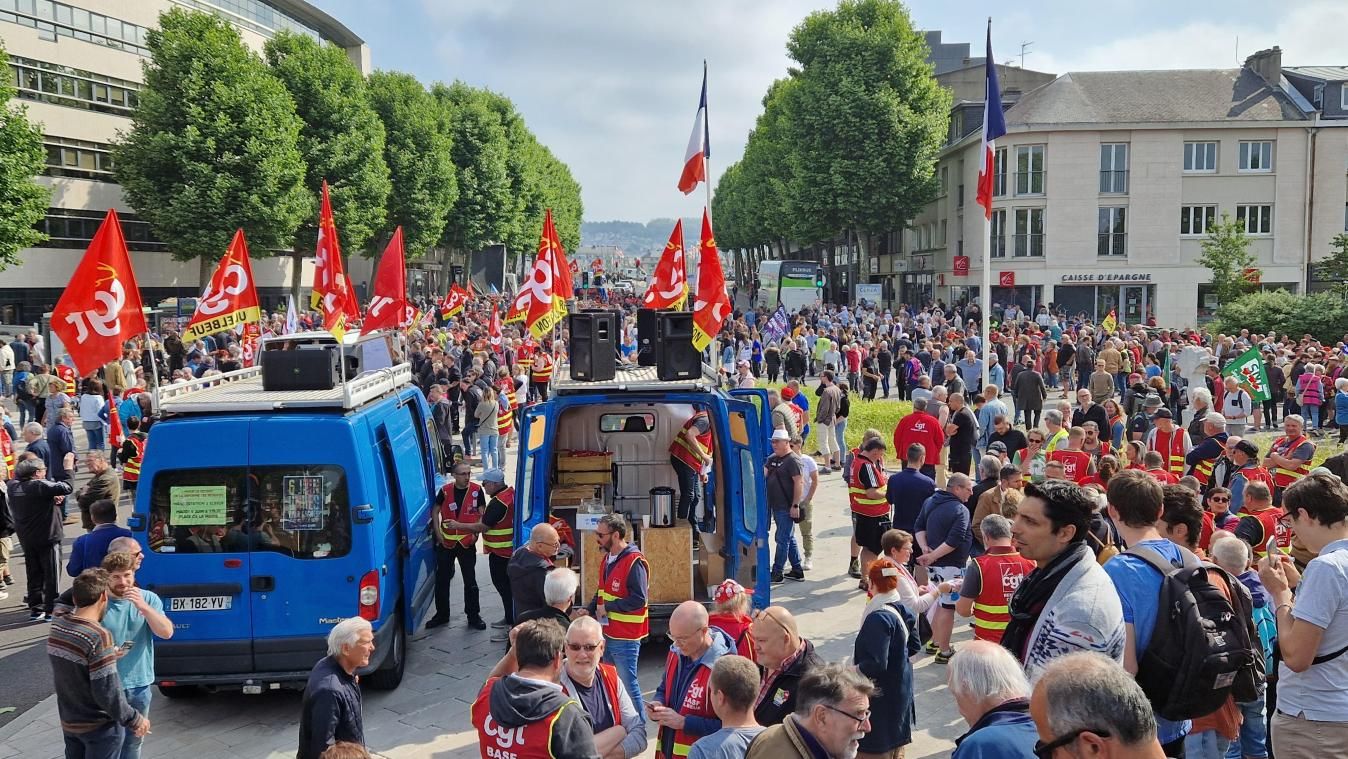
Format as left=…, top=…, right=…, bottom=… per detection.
left=551, top=363, right=722, bottom=395
left=155, top=363, right=415, bottom=414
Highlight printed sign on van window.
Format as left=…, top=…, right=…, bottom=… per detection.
left=281, top=476, right=327, bottom=532
left=170, top=485, right=228, bottom=525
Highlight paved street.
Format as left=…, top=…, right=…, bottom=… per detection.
left=0, top=448, right=971, bottom=759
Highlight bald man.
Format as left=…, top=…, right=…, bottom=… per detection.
left=507, top=523, right=561, bottom=622
left=749, top=606, right=822, bottom=726
left=650, top=601, right=732, bottom=759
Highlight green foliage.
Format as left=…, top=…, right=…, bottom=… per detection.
left=265, top=31, right=390, bottom=258
left=114, top=8, right=309, bottom=263
left=1198, top=212, right=1258, bottom=306
left=431, top=82, right=513, bottom=253
left=1317, top=233, right=1348, bottom=298
left=1209, top=289, right=1348, bottom=344
left=0, top=40, right=48, bottom=269
left=366, top=70, right=456, bottom=258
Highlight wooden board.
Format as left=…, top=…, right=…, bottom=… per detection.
left=578, top=530, right=603, bottom=605
left=559, top=471, right=611, bottom=485
left=557, top=453, right=613, bottom=472
left=551, top=485, right=600, bottom=508
left=641, top=525, right=693, bottom=604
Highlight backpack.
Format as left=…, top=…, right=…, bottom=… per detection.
left=1125, top=545, right=1264, bottom=721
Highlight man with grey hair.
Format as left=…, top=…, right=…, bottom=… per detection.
left=561, top=616, right=647, bottom=759
left=745, top=662, right=874, bottom=759
left=957, top=513, right=1035, bottom=647
left=1029, top=652, right=1165, bottom=758
left=1042, top=409, right=1067, bottom=453
left=515, top=561, right=578, bottom=631
left=948, top=640, right=1038, bottom=758
left=298, top=617, right=372, bottom=759
left=916, top=471, right=974, bottom=663
left=9, top=457, right=73, bottom=620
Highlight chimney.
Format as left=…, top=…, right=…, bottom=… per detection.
left=1245, top=46, right=1283, bottom=86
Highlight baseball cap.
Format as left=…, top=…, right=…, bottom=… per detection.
left=987, top=441, right=1008, bottom=454
left=481, top=468, right=507, bottom=484
left=1152, top=408, right=1173, bottom=419
left=713, top=579, right=752, bottom=605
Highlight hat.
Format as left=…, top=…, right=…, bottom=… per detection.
left=781, top=387, right=797, bottom=400
left=771, top=429, right=791, bottom=442
left=713, top=579, right=752, bottom=605
left=1234, top=440, right=1259, bottom=458
left=481, top=468, right=507, bottom=484
left=1142, top=393, right=1164, bottom=408
left=1152, top=408, right=1173, bottom=419
left=987, top=441, right=1008, bottom=453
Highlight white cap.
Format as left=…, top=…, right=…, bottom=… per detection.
left=771, top=429, right=791, bottom=441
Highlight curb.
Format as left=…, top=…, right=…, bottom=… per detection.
left=0, top=694, right=56, bottom=744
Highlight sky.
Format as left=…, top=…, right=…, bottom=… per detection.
left=316, top=0, right=1348, bottom=223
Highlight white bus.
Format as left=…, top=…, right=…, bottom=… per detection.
left=756, top=260, right=822, bottom=313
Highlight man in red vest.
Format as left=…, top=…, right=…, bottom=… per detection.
left=471, top=620, right=600, bottom=759
left=650, top=601, right=732, bottom=759
left=670, top=408, right=714, bottom=536
left=956, top=514, right=1036, bottom=645
left=1263, top=413, right=1315, bottom=506
left=426, top=462, right=488, bottom=631
left=585, top=513, right=649, bottom=715
left=440, top=467, right=516, bottom=639
left=560, top=616, right=648, bottom=758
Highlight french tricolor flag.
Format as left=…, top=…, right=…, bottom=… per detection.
left=678, top=65, right=709, bottom=195
left=975, top=22, right=1006, bottom=220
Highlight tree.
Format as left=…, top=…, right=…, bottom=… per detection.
left=779, top=0, right=950, bottom=272
left=0, top=41, right=49, bottom=269
left=1211, top=290, right=1348, bottom=344
left=1198, top=212, right=1258, bottom=306
left=265, top=31, right=391, bottom=301
left=430, top=83, right=512, bottom=254
left=114, top=8, right=309, bottom=281
left=366, top=71, right=456, bottom=258
left=1315, top=233, right=1348, bottom=299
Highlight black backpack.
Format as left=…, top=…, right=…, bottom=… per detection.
left=1126, top=545, right=1264, bottom=722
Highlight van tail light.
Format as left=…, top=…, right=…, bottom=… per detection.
left=358, top=570, right=380, bottom=621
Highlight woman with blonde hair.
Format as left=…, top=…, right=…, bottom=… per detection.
left=708, top=579, right=756, bottom=660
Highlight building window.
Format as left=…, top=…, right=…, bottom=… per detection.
left=1238, top=141, right=1273, bottom=172
left=993, top=147, right=1007, bottom=197
left=170, top=0, right=323, bottom=40
left=1013, top=208, right=1044, bottom=257
left=10, top=57, right=140, bottom=116
left=1236, top=204, right=1273, bottom=235
left=38, top=208, right=166, bottom=251
left=43, top=137, right=115, bottom=180
left=1184, top=142, right=1218, bottom=172
left=0, top=0, right=150, bottom=56
left=939, top=220, right=947, bottom=247
left=990, top=210, right=1007, bottom=258
left=938, top=166, right=948, bottom=196
left=1099, top=143, right=1128, bottom=193
left=1098, top=207, right=1127, bottom=256
left=1180, top=205, right=1217, bottom=236
left=1015, top=145, right=1045, bottom=195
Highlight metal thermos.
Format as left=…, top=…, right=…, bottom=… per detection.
left=649, top=486, right=674, bottom=527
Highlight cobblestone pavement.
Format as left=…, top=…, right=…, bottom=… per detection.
left=0, top=449, right=972, bottom=759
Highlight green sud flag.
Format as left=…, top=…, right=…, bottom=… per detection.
left=1221, top=347, right=1272, bottom=403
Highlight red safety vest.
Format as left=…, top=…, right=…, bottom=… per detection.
left=848, top=453, right=889, bottom=517
left=516, top=347, right=533, bottom=374
left=660, top=651, right=715, bottom=759
left=1048, top=449, right=1092, bottom=484
left=1233, top=464, right=1274, bottom=491
left=596, top=548, right=649, bottom=641
left=483, top=488, right=515, bottom=557
left=55, top=364, right=75, bottom=388
left=531, top=354, right=554, bottom=384
left=1269, top=435, right=1313, bottom=489
left=122, top=434, right=147, bottom=482
left=472, top=677, right=576, bottom=759
left=670, top=411, right=712, bottom=471
left=1240, top=506, right=1290, bottom=558
left=499, top=377, right=517, bottom=408
left=435, top=482, right=484, bottom=549
left=497, top=398, right=513, bottom=436
left=0, top=428, right=13, bottom=476
left=1152, top=427, right=1187, bottom=476
left=970, top=547, right=1036, bottom=644
left=561, top=662, right=623, bottom=729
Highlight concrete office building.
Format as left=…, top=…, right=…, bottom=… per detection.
left=881, top=46, right=1348, bottom=327
left=0, top=0, right=367, bottom=323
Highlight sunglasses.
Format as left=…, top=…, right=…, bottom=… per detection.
left=753, top=608, right=791, bottom=636
left=1034, top=728, right=1111, bottom=758
left=1210, top=496, right=1230, bottom=503
left=566, top=642, right=600, bottom=653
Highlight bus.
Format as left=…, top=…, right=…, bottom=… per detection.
left=756, top=260, right=822, bottom=313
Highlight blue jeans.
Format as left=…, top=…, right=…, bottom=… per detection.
left=833, top=419, right=847, bottom=458
left=1305, top=404, right=1321, bottom=429
left=1225, top=698, right=1268, bottom=759
left=64, top=722, right=125, bottom=759
left=1185, top=729, right=1230, bottom=759
left=603, top=637, right=645, bottom=718
left=121, top=686, right=151, bottom=759
left=84, top=423, right=104, bottom=452
left=771, top=508, right=801, bottom=574
left=18, top=398, right=35, bottom=427
left=478, top=433, right=499, bottom=470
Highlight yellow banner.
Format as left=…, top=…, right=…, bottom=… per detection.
left=182, top=306, right=261, bottom=342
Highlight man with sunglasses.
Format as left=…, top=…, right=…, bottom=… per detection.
left=426, top=463, right=488, bottom=631
left=1029, top=652, right=1166, bottom=758
left=559, top=617, right=647, bottom=759
left=584, top=513, right=649, bottom=716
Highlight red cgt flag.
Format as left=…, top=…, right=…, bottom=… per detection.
left=642, top=219, right=688, bottom=310
left=691, top=208, right=730, bottom=352
left=51, top=209, right=148, bottom=376
left=488, top=303, right=502, bottom=351
left=107, top=391, right=123, bottom=449
left=183, top=229, right=261, bottom=342
left=363, top=226, right=407, bottom=331
left=313, top=181, right=351, bottom=340
left=545, top=210, right=574, bottom=300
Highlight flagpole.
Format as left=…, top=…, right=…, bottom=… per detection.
left=145, top=330, right=162, bottom=415
left=703, top=60, right=713, bottom=228
left=980, top=18, right=993, bottom=398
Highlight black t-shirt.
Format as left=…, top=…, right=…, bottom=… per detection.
left=988, top=428, right=1028, bottom=460
left=856, top=456, right=881, bottom=491
left=949, top=407, right=977, bottom=450
left=570, top=676, right=616, bottom=733
left=765, top=452, right=802, bottom=510
left=482, top=495, right=507, bottom=528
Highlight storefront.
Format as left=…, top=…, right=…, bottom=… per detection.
left=1054, top=273, right=1155, bottom=323
left=900, top=272, right=934, bottom=308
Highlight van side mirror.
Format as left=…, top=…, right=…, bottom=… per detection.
left=353, top=505, right=375, bottom=525
left=127, top=514, right=145, bottom=531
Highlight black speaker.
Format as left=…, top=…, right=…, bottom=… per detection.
left=261, top=348, right=337, bottom=391
left=637, top=308, right=657, bottom=366
left=569, top=312, right=617, bottom=381
left=656, top=311, right=699, bottom=381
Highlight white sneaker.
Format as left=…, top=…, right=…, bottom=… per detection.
left=803, top=557, right=813, bottom=571
left=0, top=590, right=8, bottom=600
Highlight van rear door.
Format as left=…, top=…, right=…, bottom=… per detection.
left=378, top=398, right=437, bottom=629
left=721, top=397, right=772, bottom=604
left=728, top=388, right=771, bottom=444
left=515, top=402, right=552, bottom=535
left=136, top=418, right=253, bottom=677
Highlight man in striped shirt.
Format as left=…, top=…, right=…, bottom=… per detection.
left=47, top=568, right=148, bottom=758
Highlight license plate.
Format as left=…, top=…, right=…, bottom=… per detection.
left=170, top=596, right=232, bottom=612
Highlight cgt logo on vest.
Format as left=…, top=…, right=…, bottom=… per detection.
left=482, top=714, right=527, bottom=757
left=685, top=682, right=707, bottom=710
left=1001, top=572, right=1026, bottom=594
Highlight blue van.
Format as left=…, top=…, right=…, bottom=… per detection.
left=130, top=349, right=439, bottom=695
left=516, top=365, right=772, bottom=625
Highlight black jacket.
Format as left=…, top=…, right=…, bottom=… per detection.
left=754, top=638, right=823, bottom=727
left=297, top=655, right=364, bottom=759
left=507, top=546, right=554, bottom=619
left=8, top=477, right=73, bottom=545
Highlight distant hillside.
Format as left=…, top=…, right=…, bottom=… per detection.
left=581, top=218, right=700, bottom=255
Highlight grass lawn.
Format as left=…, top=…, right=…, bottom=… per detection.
left=759, top=380, right=913, bottom=463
